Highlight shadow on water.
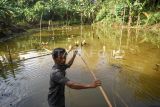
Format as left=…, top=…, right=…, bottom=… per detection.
left=0, top=25, right=160, bottom=107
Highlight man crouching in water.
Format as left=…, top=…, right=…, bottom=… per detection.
left=48, top=48, right=101, bottom=107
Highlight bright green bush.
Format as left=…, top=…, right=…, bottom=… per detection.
left=0, top=0, right=15, bottom=24
left=147, top=13, right=160, bottom=25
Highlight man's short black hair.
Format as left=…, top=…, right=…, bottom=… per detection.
left=52, top=48, right=67, bottom=59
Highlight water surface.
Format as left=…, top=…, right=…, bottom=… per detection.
left=0, top=25, right=160, bottom=107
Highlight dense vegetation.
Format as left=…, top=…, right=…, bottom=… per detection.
left=0, top=0, right=160, bottom=37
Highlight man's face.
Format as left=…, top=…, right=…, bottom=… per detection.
left=55, top=54, right=67, bottom=65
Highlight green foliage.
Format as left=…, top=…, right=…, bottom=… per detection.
left=96, top=5, right=108, bottom=21
left=147, top=13, right=160, bottom=25
left=96, top=0, right=160, bottom=25
left=0, top=0, right=159, bottom=29
left=23, top=1, right=46, bottom=23
left=0, top=0, right=15, bottom=24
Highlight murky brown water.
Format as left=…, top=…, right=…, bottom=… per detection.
left=0, top=25, right=160, bottom=107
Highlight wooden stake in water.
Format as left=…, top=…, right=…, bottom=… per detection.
left=48, top=20, right=51, bottom=30
left=40, top=12, right=43, bottom=43
left=51, top=21, right=55, bottom=36
left=80, top=3, right=84, bottom=42
left=7, top=46, right=13, bottom=64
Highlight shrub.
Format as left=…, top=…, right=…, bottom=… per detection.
left=147, top=13, right=160, bottom=25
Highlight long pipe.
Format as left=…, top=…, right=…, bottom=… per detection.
left=11, top=45, right=77, bottom=62
left=18, top=53, right=51, bottom=62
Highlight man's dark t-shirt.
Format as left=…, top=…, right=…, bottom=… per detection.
left=48, top=64, right=70, bottom=107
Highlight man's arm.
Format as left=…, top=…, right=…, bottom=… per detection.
left=66, top=80, right=101, bottom=90
left=67, top=50, right=78, bottom=68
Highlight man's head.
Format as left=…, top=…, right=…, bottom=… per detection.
left=52, top=48, right=67, bottom=65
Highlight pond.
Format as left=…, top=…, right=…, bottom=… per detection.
left=0, top=24, right=160, bottom=107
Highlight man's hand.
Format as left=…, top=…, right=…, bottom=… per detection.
left=73, top=50, right=78, bottom=56
left=90, top=80, right=102, bottom=88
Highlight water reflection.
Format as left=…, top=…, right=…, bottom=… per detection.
left=0, top=25, right=160, bottom=107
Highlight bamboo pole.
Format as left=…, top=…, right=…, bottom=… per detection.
left=79, top=55, right=112, bottom=107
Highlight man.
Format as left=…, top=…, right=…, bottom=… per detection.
left=48, top=48, right=101, bottom=107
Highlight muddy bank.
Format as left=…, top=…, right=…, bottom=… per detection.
left=95, top=22, right=160, bottom=32
left=146, top=23, right=160, bottom=31
left=0, top=22, right=50, bottom=42
left=0, top=25, right=27, bottom=42
left=0, top=21, right=81, bottom=42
